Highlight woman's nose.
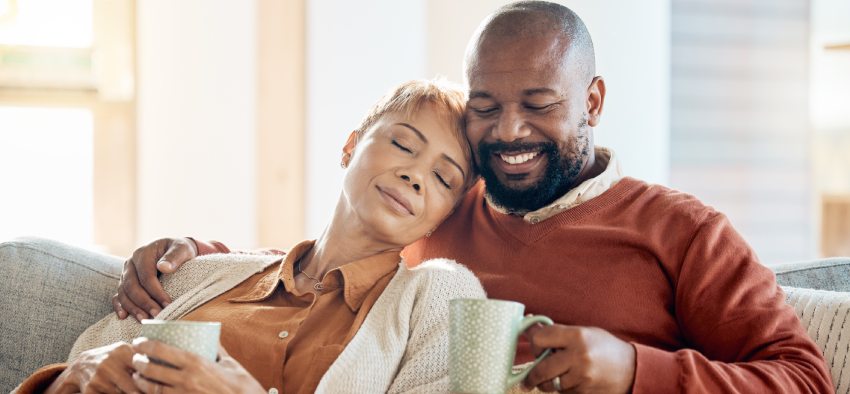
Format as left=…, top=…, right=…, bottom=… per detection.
left=400, top=174, right=421, bottom=192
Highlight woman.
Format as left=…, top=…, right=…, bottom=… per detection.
left=15, top=79, right=485, bottom=393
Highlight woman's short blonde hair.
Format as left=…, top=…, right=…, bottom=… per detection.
left=354, top=78, right=477, bottom=187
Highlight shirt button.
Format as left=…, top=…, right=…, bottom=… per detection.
left=269, top=388, right=279, bottom=394
left=278, top=331, right=289, bottom=339
left=314, top=282, right=324, bottom=291
left=530, top=217, right=540, bottom=224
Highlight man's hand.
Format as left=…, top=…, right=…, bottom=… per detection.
left=524, top=325, right=636, bottom=393
left=112, top=238, right=197, bottom=321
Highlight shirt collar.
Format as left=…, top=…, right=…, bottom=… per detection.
left=485, top=146, right=623, bottom=223
left=337, top=250, right=400, bottom=311
left=228, top=240, right=400, bottom=312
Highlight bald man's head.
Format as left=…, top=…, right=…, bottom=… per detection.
left=464, top=1, right=596, bottom=86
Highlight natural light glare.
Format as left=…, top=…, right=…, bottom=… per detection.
left=0, top=106, right=94, bottom=247
left=0, top=0, right=93, bottom=48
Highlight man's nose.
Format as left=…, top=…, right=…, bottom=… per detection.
left=492, top=108, right=531, bottom=142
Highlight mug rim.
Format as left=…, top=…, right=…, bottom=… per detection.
left=141, top=319, right=221, bottom=327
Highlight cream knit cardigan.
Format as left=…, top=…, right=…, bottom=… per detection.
left=65, top=253, right=486, bottom=393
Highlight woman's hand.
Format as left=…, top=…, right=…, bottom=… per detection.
left=131, top=338, right=265, bottom=394
left=46, top=342, right=138, bottom=394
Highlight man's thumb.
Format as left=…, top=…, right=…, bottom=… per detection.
left=156, top=242, right=192, bottom=273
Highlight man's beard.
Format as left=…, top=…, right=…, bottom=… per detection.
left=478, top=134, right=589, bottom=213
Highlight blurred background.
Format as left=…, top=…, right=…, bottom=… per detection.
left=0, top=0, right=848, bottom=265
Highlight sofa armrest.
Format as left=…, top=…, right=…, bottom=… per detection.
left=784, top=286, right=850, bottom=393
left=774, top=257, right=850, bottom=292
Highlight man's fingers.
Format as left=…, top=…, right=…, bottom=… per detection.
left=133, top=246, right=172, bottom=309
left=111, top=294, right=128, bottom=319
left=529, top=325, right=581, bottom=350
left=115, top=291, right=150, bottom=322
left=157, top=240, right=195, bottom=274
left=124, top=275, right=163, bottom=319
left=524, top=349, right=571, bottom=389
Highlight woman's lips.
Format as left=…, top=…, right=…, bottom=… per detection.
left=377, top=186, right=415, bottom=216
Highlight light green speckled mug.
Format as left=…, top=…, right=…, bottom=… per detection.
left=139, top=320, right=221, bottom=362
left=449, top=299, right=553, bottom=394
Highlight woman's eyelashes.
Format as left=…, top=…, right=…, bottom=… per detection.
left=392, top=138, right=454, bottom=190
left=434, top=171, right=452, bottom=189
left=391, top=139, right=412, bottom=153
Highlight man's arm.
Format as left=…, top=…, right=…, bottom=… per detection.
left=627, top=213, right=831, bottom=392
left=112, top=237, right=284, bottom=321
left=526, top=213, right=831, bottom=393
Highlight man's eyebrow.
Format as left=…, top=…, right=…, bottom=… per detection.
left=396, top=122, right=466, bottom=181
left=523, top=88, right=558, bottom=96
left=468, top=91, right=492, bottom=100
left=397, top=123, right=427, bottom=143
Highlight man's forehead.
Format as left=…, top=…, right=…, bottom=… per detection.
left=469, top=36, right=569, bottom=78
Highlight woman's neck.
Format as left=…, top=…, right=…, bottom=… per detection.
left=297, top=197, right=402, bottom=279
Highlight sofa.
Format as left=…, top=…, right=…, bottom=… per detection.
left=1, top=237, right=849, bottom=393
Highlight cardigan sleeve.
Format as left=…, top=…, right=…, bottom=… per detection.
left=631, top=213, right=832, bottom=393
left=12, top=363, right=67, bottom=394
left=387, top=259, right=487, bottom=393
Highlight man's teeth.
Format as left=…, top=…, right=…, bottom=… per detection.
left=499, top=151, right=539, bottom=165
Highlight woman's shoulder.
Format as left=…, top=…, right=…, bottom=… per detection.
left=394, top=258, right=486, bottom=300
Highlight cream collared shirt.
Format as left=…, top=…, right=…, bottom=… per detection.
left=486, top=146, right=623, bottom=223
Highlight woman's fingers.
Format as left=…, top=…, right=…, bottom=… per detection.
left=132, top=337, right=197, bottom=370
left=133, top=372, right=176, bottom=394
left=132, top=353, right=183, bottom=387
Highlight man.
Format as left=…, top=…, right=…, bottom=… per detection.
left=113, top=2, right=831, bottom=392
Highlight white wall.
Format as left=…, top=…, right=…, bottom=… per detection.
left=136, top=0, right=258, bottom=249
left=305, top=0, right=427, bottom=236
left=305, top=0, right=671, bottom=234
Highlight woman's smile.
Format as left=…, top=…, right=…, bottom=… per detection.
left=376, top=185, right=415, bottom=216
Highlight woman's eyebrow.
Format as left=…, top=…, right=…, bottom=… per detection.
left=397, top=123, right=427, bottom=143
left=396, top=122, right=466, bottom=180
left=443, top=154, right=467, bottom=181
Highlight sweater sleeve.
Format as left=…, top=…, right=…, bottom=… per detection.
left=12, top=363, right=67, bottom=394
left=631, top=213, right=832, bottom=393
left=387, top=259, right=487, bottom=393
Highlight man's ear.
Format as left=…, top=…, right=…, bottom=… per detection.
left=341, top=130, right=358, bottom=167
left=586, top=76, right=606, bottom=127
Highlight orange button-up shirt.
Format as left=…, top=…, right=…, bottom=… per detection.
left=16, top=240, right=401, bottom=394
left=181, top=240, right=401, bottom=394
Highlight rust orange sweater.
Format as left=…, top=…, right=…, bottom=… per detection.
left=403, top=177, right=831, bottom=393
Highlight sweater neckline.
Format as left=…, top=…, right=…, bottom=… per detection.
left=486, top=177, right=642, bottom=245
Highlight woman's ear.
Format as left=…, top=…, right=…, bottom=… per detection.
left=341, top=131, right=358, bottom=168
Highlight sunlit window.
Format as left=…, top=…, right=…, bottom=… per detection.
left=0, top=0, right=93, bottom=48
left=0, top=106, right=94, bottom=246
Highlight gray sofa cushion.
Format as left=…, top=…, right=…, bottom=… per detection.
left=0, top=237, right=122, bottom=393
left=775, top=258, right=850, bottom=292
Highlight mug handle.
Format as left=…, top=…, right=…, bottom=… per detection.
left=506, top=315, right=555, bottom=387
